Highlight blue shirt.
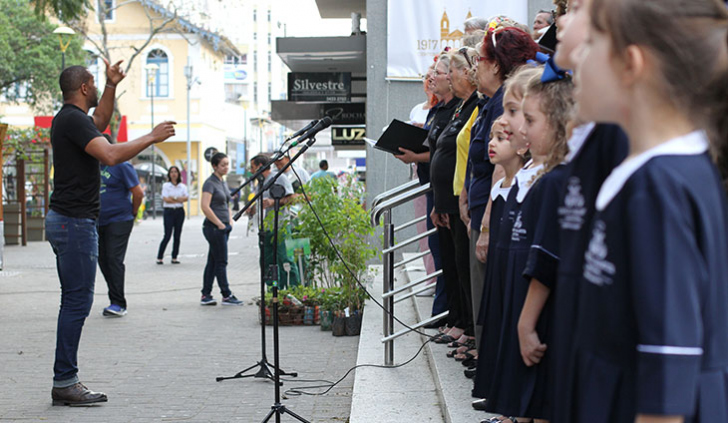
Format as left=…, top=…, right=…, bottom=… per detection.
left=99, top=162, right=139, bottom=226
left=310, top=170, right=336, bottom=180
left=467, top=87, right=504, bottom=230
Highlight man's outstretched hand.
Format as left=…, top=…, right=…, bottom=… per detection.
left=151, top=121, right=177, bottom=143
left=103, top=58, right=126, bottom=87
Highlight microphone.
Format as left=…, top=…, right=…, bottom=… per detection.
left=291, top=116, right=333, bottom=145
left=286, top=120, right=318, bottom=141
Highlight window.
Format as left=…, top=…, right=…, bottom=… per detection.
left=267, top=82, right=271, bottom=100
left=267, top=51, right=271, bottom=72
left=253, top=9, right=257, bottom=22
left=224, top=84, right=247, bottom=104
left=267, top=33, right=271, bottom=45
left=253, top=82, right=258, bottom=103
left=253, top=32, right=257, bottom=41
left=98, top=0, right=114, bottom=21
left=253, top=51, right=257, bottom=69
left=267, top=9, right=271, bottom=22
left=146, top=49, right=169, bottom=97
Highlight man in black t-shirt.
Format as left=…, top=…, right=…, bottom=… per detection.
left=48, top=61, right=176, bottom=406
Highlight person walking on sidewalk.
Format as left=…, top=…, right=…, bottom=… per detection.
left=47, top=61, right=176, bottom=406
left=156, top=166, right=188, bottom=264
left=98, top=134, right=144, bottom=318
left=199, top=152, right=243, bottom=306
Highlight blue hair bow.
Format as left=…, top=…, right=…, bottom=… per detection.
left=528, top=52, right=569, bottom=83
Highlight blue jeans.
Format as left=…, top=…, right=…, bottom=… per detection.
left=202, top=221, right=232, bottom=298
left=46, top=209, right=98, bottom=387
left=157, top=207, right=185, bottom=260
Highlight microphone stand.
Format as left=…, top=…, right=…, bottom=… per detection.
left=216, top=175, right=296, bottom=385
left=225, top=136, right=318, bottom=423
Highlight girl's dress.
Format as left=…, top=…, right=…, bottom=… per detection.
left=549, top=123, right=628, bottom=422
left=572, top=132, right=728, bottom=422
left=485, top=163, right=549, bottom=418
left=472, top=177, right=513, bottom=398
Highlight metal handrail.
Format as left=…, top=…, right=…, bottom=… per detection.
left=370, top=179, right=433, bottom=366
left=381, top=311, right=449, bottom=343
left=371, top=179, right=421, bottom=210
left=371, top=183, right=431, bottom=226
left=393, top=215, right=427, bottom=233
left=382, top=270, right=443, bottom=299
left=382, top=228, right=437, bottom=255
left=393, top=250, right=430, bottom=269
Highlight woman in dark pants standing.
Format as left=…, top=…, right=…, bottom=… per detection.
left=199, top=153, right=242, bottom=306
left=156, top=166, right=187, bottom=264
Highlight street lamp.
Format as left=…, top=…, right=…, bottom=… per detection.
left=144, top=63, right=159, bottom=219
left=53, top=26, right=75, bottom=70
left=184, top=58, right=199, bottom=219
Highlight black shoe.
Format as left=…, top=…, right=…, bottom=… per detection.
left=423, top=317, right=448, bottom=329
left=472, top=398, right=488, bottom=410
left=464, top=367, right=476, bottom=379
left=52, top=382, right=107, bottom=406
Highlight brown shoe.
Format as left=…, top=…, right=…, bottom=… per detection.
left=51, top=382, right=107, bottom=406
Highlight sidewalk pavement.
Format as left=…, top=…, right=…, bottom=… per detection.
left=0, top=215, right=357, bottom=422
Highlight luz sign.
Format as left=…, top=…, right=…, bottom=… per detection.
left=288, top=72, right=351, bottom=102
left=331, top=125, right=365, bottom=147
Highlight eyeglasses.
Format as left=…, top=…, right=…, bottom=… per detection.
left=458, top=47, right=475, bottom=68
left=472, top=55, right=485, bottom=65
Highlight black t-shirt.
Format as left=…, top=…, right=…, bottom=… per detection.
left=430, top=91, right=480, bottom=214
left=50, top=104, right=104, bottom=219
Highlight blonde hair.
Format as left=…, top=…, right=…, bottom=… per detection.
left=502, top=65, right=542, bottom=102
left=524, top=72, right=575, bottom=174
left=448, top=47, right=479, bottom=87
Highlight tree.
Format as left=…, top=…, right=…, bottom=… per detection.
left=64, top=0, right=178, bottom=140
left=30, top=0, right=89, bottom=21
left=0, top=0, right=84, bottom=111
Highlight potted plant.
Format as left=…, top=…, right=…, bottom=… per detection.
left=293, top=176, right=376, bottom=336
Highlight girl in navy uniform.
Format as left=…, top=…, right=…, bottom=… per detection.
left=485, top=70, right=575, bottom=423
left=540, top=1, right=630, bottom=421
left=569, top=1, right=728, bottom=422
left=473, top=66, right=540, bottom=403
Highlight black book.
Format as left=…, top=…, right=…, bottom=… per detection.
left=373, top=119, right=430, bottom=156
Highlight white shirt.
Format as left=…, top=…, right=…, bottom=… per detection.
left=284, top=164, right=311, bottom=185
left=161, top=182, right=188, bottom=208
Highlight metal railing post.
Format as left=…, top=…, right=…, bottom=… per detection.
left=382, top=209, right=395, bottom=365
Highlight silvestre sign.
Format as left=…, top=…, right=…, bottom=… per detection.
left=287, top=72, right=351, bottom=103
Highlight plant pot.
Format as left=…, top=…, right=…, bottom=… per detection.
left=320, top=310, right=333, bottom=331
left=303, top=306, right=315, bottom=325
left=313, top=305, right=320, bottom=325
left=27, top=216, right=45, bottom=241
left=331, top=315, right=347, bottom=336
left=345, top=310, right=363, bottom=336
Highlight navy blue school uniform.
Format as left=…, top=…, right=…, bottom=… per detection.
left=485, top=164, right=550, bottom=418
left=572, top=132, right=728, bottom=423
left=472, top=178, right=514, bottom=399
left=550, top=123, right=628, bottom=423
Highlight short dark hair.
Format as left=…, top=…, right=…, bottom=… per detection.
left=59, top=66, right=92, bottom=100
left=319, top=159, right=328, bottom=169
left=251, top=154, right=270, bottom=168
left=211, top=152, right=227, bottom=167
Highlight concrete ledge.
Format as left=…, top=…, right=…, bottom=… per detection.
left=405, top=255, right=498, bottom=423
left=350, top=264, right=444, bottom=422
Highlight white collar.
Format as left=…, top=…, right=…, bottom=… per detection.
left=596, top=131, right=709, bottom=211
left=490, top=177, right=512, bottom=201
left=565, top=122, right=596, bottom=162
left=515, top=163, right=544, bottom=203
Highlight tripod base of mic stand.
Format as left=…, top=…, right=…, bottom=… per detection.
left=216, top=360, right=298, bottom=385
left=262, top=402, right=311, bottom=423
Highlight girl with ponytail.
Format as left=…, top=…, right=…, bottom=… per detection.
left=569, top=0, right=728, bottom=422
